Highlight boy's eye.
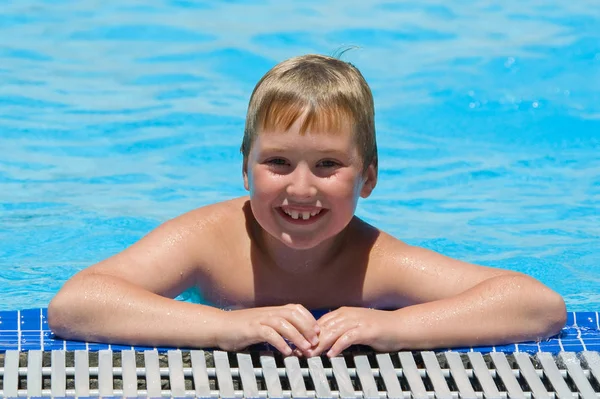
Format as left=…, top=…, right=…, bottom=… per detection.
left=266, top=158, right=288, bottom=166
left=318, top=160, right=339, bottom=168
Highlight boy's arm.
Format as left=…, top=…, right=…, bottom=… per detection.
left=313, top=241, right=566, bottom=357
left=48, top=208, right=227, bottom=347
left=48, top=205, right=320, bottom=353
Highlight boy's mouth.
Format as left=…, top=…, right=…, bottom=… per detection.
left=277, top=206, right=327, bottom=223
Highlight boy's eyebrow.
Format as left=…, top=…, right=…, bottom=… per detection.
left=259, top=146, right=349, bottom=156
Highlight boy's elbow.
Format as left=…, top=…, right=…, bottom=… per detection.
left=547, top=291, right=567, bottom=335
left=47, top=289, right=77, bottom=338
left=537, top=288, right=567, bottom=338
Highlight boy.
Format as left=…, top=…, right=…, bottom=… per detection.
left=48, top=54, right=566, bottom=358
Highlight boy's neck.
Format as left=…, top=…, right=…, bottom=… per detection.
left=251, top=219, right=348, bottom=275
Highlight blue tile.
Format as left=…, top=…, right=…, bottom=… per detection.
left=44, top=338, right=66, bottom=350
left=0, top=312, right=19, bottom=330
left=566, top=312, right=575, bottom=326
left=575, top=312, right=599, bottom=329
left=493, top=343, right=515, bottom=353
left=21, top=338, right=43, bottom=350
left=21, top=331, right=42, bottom=345
left=0, top=331, right=19, bottom=350
left=20, top=308, right=42, bottom=330
left=87, top=342, right=111, bottom=351
left=517, top=343, right=540, bottom=353
left=585, top=342, right=600, bottom=351
left=472, top=345, right=495, bottom=353
left=538, top=343, right=562, bottom=353
left=580, top=329, right=600, bottom=337
left=134, top=345, right=158, bottom=351
left=449, top=346, right=473, bottom=353
left=561, top=343, right=585, bottom=352
left=65, top=340, right=89, bottom=351
left=109, top=343, right=135, bottom=352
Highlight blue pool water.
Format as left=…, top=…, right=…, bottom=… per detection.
left=0, top=1, right=598, bottom=311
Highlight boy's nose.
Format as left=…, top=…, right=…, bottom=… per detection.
left=286, top=165, right=317, bottom=199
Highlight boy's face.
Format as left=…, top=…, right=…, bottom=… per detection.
left=243, top=116, right=377, bottom=250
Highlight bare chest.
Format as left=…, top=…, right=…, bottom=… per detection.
left=198, top=252, right=374, bottom=309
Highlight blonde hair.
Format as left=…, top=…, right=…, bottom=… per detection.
left=241, top=54, right=377, bottom=171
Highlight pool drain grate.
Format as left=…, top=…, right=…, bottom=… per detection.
left=0, top=349, right=599, bottom=398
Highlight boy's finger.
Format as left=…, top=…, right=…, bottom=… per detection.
left=316, top=310, right=340, bottom=327
left=259, top=326, right=293, bottom=356
left=326, top=329, right=359, bottom=357
left=283, top=308, right=320, bottom=345
left=267, top=318, right=314, bottom=352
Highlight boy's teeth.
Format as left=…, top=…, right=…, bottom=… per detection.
left=282, top=208, right=322, bottom=220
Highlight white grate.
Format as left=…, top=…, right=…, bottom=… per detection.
left=0, top=349, right=599, bottom=398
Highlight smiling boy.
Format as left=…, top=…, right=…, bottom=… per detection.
left=48, top=54, right=566, bottom=357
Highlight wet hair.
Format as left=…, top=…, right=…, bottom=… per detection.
left=241, top=54, right=377, bottom=172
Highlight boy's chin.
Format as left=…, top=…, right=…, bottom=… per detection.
left=279, top=232, right=325, bottom=250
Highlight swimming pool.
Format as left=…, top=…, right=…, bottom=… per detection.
left=0, top=1, right=598, bottom=311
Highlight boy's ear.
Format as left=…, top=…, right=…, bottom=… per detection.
left=360, top=163, right=377, bottom=198
left=242, top=162, right=249, bottom=191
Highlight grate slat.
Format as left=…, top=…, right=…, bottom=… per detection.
left=376, top=353, right=404, bottom=399
left=421, top=351, right=453, bottom=399
left=514, top=352, right=551, bottom=399
left=144, top=350, right=161, bottom=398
left=558, top=352, right=596, bottom=399
left=398, top=351, right=428, bottom=399
left=51, top=349, right=66, bottom=397
left=468, top=352, right=502, bottom=399
left=284, top=355, right=308, bottom=398
left=214, top=350, right=235, bottom=399
left=331, top=356, right=356, bottom=399
left=191, top=350, right=211, bottom=398
left=260, top=352, right=283, bottom=399
left=537, top=352, right=575, bottom=399
left=308, top=356, right=333, bottom=399
left=74, top=349, right=90, bottom=397
left=27, top=349, right=43, bottom=397
left=98, top=349, right=114, bottom=397
left=353, top=354, right=379, bottom=399
left=168, top=349, right=186, bottom=398
left=121, top=349, right=138, bottom=397
left=238, top=353, right=260, bottom=399
left=489, top=352, right=526, bottom=399
left=445, top=352, right=478, bottom=399
left=3, top=350, right=19, bottom=397
left=581, top=352, right=600, bottom=388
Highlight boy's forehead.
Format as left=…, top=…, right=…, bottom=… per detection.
left=254, top=127, right=358, bottom=155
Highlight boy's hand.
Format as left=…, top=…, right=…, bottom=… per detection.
left=309, top=307, right=399, bottom=357
left=216, top=304, right=320, bottom=356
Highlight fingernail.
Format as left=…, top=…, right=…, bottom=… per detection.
left=311, top=337, right=319, bottom=346
left=314, top=325, right=321, bottom=333
left=327, top=350, right=333, bottom=357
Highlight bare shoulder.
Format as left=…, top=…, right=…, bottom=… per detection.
left=75, top=196, right=251, bottom=298
left=364, top=227, right=520, bottom=306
